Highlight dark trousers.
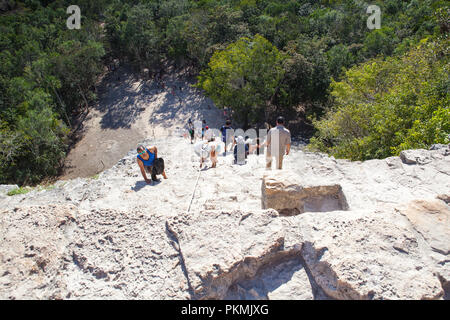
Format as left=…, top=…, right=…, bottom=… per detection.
left=145, top=165, right=158, bottom=181
left=145, top=158, right=165, bottom=181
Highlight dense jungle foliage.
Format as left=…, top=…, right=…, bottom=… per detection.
left=0, top=0, right=448, bottom=184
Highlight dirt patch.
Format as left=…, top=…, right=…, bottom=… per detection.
left=60, top=65, right=225, bottom=180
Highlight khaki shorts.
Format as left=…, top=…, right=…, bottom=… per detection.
left=266, top=154, right=284, bottom=170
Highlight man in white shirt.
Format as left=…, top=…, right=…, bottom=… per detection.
left=266, top=116, right=291, bottom=170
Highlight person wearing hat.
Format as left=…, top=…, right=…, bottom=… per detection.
left=266, top=116, right=291, bottom=170
left=136, top=145, right=167, bottom=184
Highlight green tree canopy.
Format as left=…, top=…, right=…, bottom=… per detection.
left=196, top=34, right=285, bottom=127
left=309, top=38, right=449, bottom=160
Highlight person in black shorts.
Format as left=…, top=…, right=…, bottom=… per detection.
left=136, top=145, right=167, bottom=184
left=187, top=119, right=195, bottom=144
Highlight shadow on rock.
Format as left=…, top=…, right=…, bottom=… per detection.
left=131, top=180, right=161, bottom=192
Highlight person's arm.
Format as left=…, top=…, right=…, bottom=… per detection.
left=149, top=146, right=157, bottom=158
left=286, top=132, right=291, bottom=155
left=137, top=159, right=151, bottom=184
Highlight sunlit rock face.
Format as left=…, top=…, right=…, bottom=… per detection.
left=1, top=140, right=449, bottom=299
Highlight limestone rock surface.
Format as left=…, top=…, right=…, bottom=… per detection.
left=0, top=205, right=76, bottom=299
left=167, top=209, right=300, bottom=299
left=0, top=185, right=18, bottom=200
left=1, top=138, right=449, bottom=299
left=291, top=208, right=444, bottom=300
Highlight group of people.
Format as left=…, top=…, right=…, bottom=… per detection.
left=136, top=116, right=291, bottom=184
left=226, top=117, right=291, bottom=169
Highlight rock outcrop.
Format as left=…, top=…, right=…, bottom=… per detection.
left=0, top=138, right=449, bottom=299
left=395, top=199, right=450, bottom=300
left=0, top=204, right=189, bottom=300
left=295, top=207, right=444, bottom=300
left=262, top=171, right=349, bottom=215
left=167, top=209, right=294, bottom=300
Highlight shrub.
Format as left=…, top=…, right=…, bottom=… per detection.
left=308, top=38, right=449, bottom=161
left=7, top=187, right=31, bottom=196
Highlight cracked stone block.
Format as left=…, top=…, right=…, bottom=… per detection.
left=166, top=209, right=302, bottom=300
left=400, top=149, right=432, bottom=165
left=286, top=208, right=444, bottom=300
left=396, top=199, right=450, bottom=256
left=225, top=256, right=315, bottom=300
left=262, top=171, right=349, bottom=216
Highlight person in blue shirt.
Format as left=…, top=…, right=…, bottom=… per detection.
left=136, top=145, right=167, bottom=184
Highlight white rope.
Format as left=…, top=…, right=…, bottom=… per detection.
left=187, top=168, right=202, bottom=213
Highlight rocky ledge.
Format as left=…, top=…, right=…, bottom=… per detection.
left=0, top=138, right=449, bottom=299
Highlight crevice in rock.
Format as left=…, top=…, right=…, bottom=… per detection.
left=192, top=237, right=290, bottom=300
left=298, top=253, right=334, bottom=300
left=224, top=254, right=302, bottom=299
left=165, top=220, right=195, bottom=298
left=431, top=247, right=449, bottom=256
left=300, top=241, right=369, bottom=300
left=438, top=274, right=449, bottom=300
left=279, top=208, right=301, bottom=216
left=71, top=251, right=110, bottom=280
left=217, top=246, right=303, bottom=300
left=223, top=251, right=335, bottom=300
left=220, top=244, right=336, bottom=300
left=393, top=246, right=409, bottom=254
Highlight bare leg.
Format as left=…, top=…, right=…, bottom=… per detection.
left=277, top=155, right=284, bottom=170
left=162, top=170, right=168, bottom=179
left=266, top=156, right=272, bottom=170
